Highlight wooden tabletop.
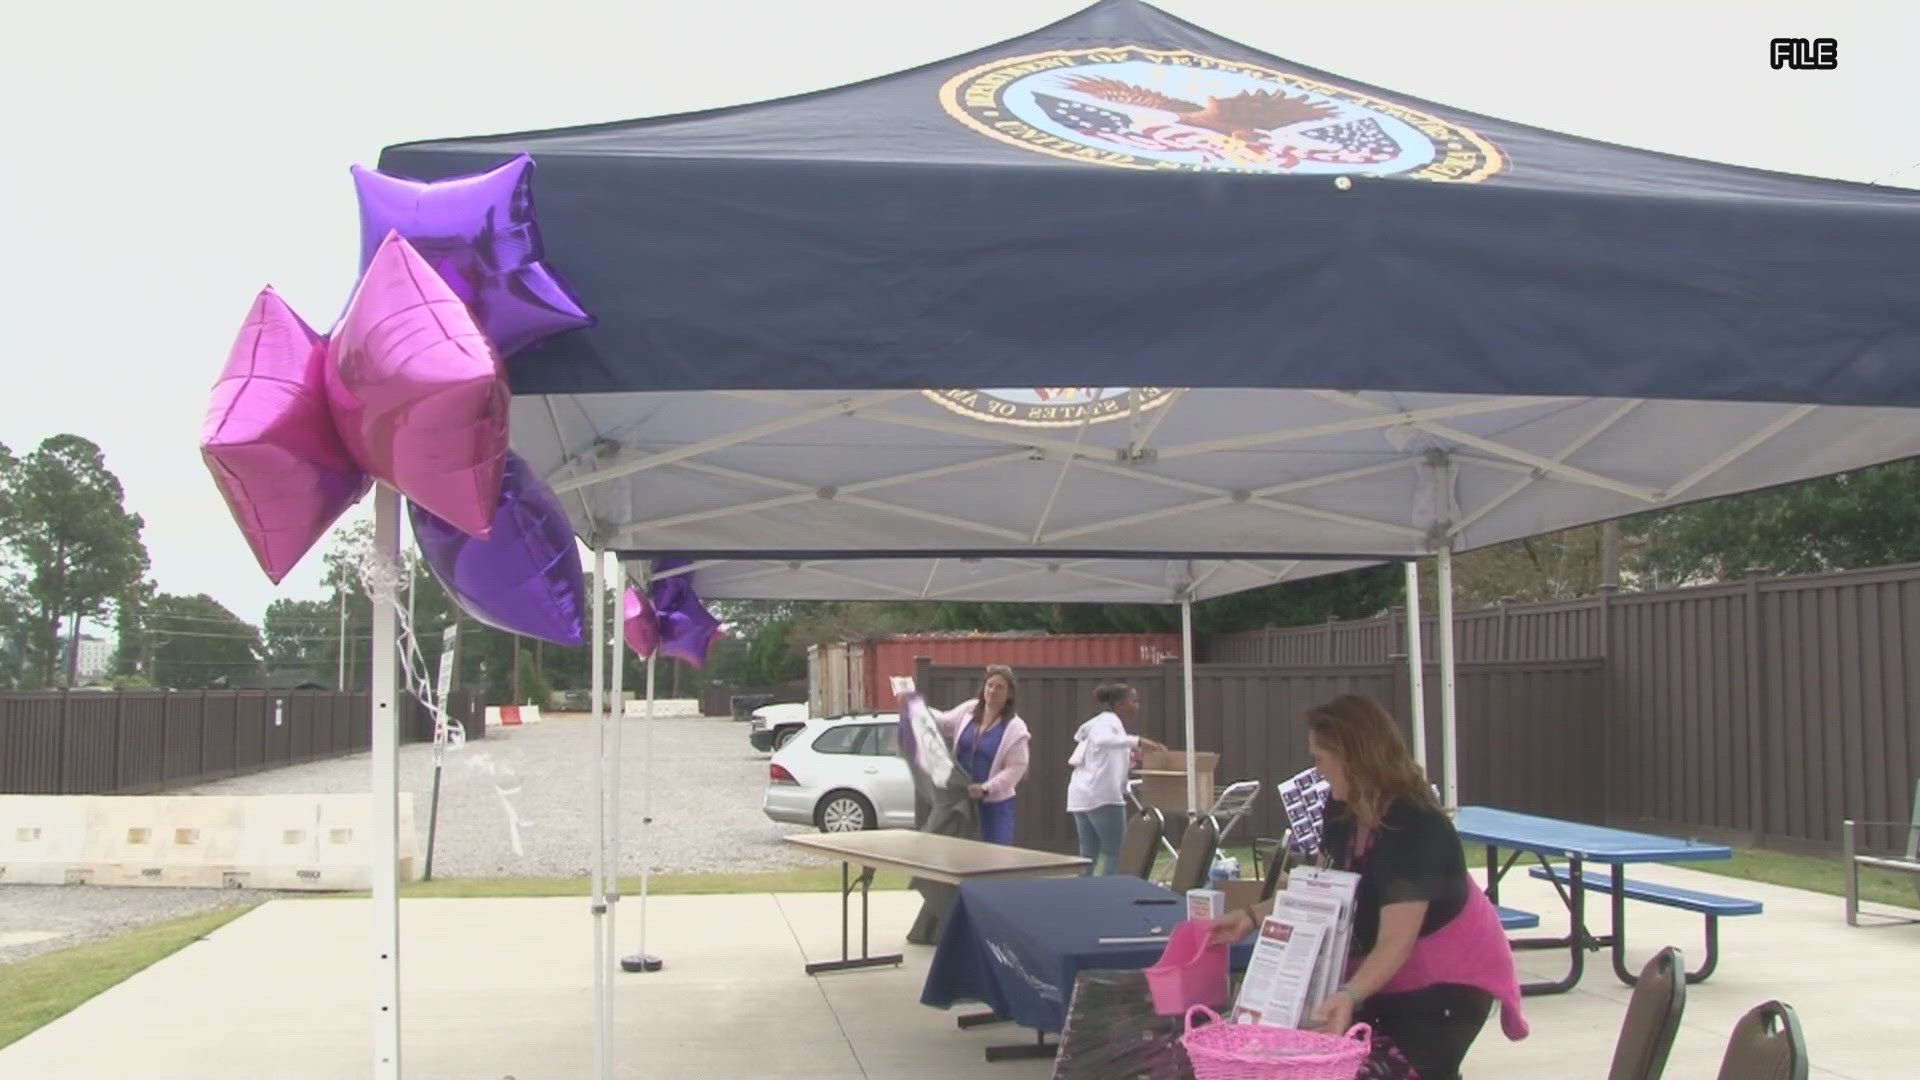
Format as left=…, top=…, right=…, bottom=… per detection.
left=784, top=829, right=1090, bottom=884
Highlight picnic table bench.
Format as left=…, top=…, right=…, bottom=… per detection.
left=1528, top=864, right=1761, bottom=983
left=1495, top=905, right=1540, bottom=931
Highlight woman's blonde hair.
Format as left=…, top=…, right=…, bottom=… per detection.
left=1305, top=695, right=1437, bottom=831
left=979, top=665, right=1017, bottom=725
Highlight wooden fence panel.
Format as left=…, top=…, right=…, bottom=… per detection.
left=0, top=691, right=422, bottom=796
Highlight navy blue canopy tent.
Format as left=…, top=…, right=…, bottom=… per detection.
left=382, top=0, right=1920, bottom=407
left=358, top=4, right=1920, bottom=1075
left=370, top=0, right=1920, bottom=577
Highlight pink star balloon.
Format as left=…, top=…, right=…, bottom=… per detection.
left=351, top=154, right=594, bottom=359
left=201, top=288, right=370, bottom=583
left=624, top=587, right=660, bottom=659
left=325, top=231, right=509, bottom=539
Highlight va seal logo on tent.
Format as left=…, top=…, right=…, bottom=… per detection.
left=927, top=388, right=1175, bottom=428
left=941, top=47, right=1502, bottom=180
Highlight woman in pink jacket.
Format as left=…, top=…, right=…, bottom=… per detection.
left=1207, top=696, right=1526, bottom=1080
left=931, top=665, right=1031, bottom=844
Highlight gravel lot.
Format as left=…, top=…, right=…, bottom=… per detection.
left=0, top=885, right=265, bottom=965
left=0, top=714, right=807, bottom=966
left=177, top=712, right=815, bottom=878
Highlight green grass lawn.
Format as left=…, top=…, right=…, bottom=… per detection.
left=389, top=865, right=916, bottom=899
left=1683, top=847, right=1919, bottom=910
left=1460, top=843, right=1919, bottom=910
left=0, top=903, right=258, bottom=1051
left=1225, top=841, right=1920, bottom=912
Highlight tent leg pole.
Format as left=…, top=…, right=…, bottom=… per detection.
left=604, top=552, right=623, bottom=1063
left=370, top=487, right=402, bottom=1080
left=624, top=652, right=662, bottom=972
left=625, top=561, right=663, bottom=974
left=588, top=547, right=608, bottom=1080
left=1436, top=546, right=1459, bottom=813
left=1404, top=561, right=1428, bottom=773
left=1180, top=598, right=1198, bottom=819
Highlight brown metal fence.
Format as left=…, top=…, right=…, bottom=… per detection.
left=1206, top=562, right=1920, bottom=854
left=0, top=690, right=482, bottom=796
left=915, top=657, right=1605, bottom=856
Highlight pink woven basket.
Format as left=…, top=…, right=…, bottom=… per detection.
left=1181, top=1006, right=1372, bottom=1080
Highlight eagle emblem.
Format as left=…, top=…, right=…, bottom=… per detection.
left=941, top=48, right=1501, bottom=181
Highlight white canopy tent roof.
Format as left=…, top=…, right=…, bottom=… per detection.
left=632, top=550, right=1383, bottom=604
left=526, top=387, right=1920, bottom=572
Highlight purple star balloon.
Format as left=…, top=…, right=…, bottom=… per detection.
left=351, top=153, right=594, bottom=359
left=649, top=559, right=723, bottom=668
left=410, top=451, right=586, bottom=647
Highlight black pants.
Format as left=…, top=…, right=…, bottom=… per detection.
left=1356, top=984, right=1494, bottom=1080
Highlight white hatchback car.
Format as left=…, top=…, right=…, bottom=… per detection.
left=762, top=715, right=917, bottom=832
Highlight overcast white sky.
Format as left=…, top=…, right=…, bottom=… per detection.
left=2, top=0, right=1914, bottom=632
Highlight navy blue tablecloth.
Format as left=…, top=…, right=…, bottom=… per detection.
left=920, top=876, right=1254, bottom=1035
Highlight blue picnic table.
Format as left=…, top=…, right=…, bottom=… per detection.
left=1454, top=807, right=1751, bottom=995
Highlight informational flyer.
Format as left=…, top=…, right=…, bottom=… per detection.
left=1229, top=915, right=1328, bottom=1029
left=1286, top=866, right=1361, bottom=1004
left=1271, top=894, right=1341, bottom=1011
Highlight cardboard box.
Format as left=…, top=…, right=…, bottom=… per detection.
left=1187, top=888, right=1226, bottom=921
left=1133, top=750, right=1219, bottom=812
left=1139, top=749, right=1220, bottom=776
left=1219, top=878, right=1267, bottom=912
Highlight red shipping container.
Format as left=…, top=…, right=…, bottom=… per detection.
left=860, top=632, right=1181, bottom=713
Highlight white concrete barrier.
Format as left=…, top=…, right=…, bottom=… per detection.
left=621, top=698, right=701, bottom=718
left=226, top=795, right=325, bottom=890
left=0, top=794, right=420, bottom=891
left=314, top=793, right=421, bottom=888
left=0, top=795, right=92, bottom=885
left=486, top=704, right=542, bottom=726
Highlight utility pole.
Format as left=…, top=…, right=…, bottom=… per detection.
left=512, top=634, right=522, bottom=703
left=1601, top=520, right=1623, bottom=590
left=336, top=586, right=347, bottom=689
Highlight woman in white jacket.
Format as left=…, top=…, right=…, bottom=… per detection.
left=1067, top=682, right=1164, bottom=874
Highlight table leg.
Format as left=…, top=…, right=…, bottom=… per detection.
left=957, top=1012, right=1007, bottom=1029
left=803, top=860, right=904, bottom=976
left=983, top=1029, right=1057, bottom=1063
left=1609, top=879, right=1637, bottom=985
left=907, top=878, right=958, bottom=946
left=1515, top=855, right=1593, bottom=996
left=1484, top=844, right=1500, bottom=903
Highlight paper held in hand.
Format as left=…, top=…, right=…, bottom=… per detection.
left=1228, top=915, right=1328, bottom=1029
left=1230, top=866, right=1361, bottom=1028
left=889, top=675, right=916, bottom=696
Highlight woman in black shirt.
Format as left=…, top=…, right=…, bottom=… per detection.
left=1208, top=695, right=1525, bottom=1080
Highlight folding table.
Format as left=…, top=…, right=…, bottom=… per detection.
left=783, top=830, right=1087, bottom=975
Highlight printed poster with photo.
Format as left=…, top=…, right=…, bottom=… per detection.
left=1277, top=765, right=1332, bottom=856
